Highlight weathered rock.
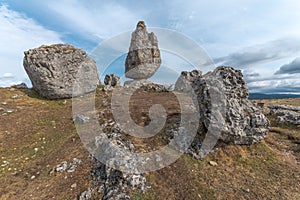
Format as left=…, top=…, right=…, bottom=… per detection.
left=104, top=74, right=120, bottom=87
left=23, top=44, right=99, bottom=99
left=12, top=82, right=28, bottom=89
left=50, top=158, right=82, bottom=174
left=125, top=21, right=161, bottom=79
left=175, top=66, right=270, bottom=146
left=78, top=188, right=92, bottom=200
left=91, top=156, right=145, bottom=200
left=74, top=114, right=91, bottom=124
left=50, top=161, right=68, bottom=173
left=124, top=79, right=168, bottom=92
left=269, top=104, right=300, bottom=125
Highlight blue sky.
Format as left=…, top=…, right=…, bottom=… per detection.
left=0, top=0, right=300, bottom=94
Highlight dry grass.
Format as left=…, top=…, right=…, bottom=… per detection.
left=0, top=88, right=299, bottom=199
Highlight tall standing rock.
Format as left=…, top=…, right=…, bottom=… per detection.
left=125, top=21, right=161, bottom=80
left=175, top=66, right=270, bottom=145
left=23, top=44, right=99, bottom=99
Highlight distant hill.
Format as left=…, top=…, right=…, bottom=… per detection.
left=249, top=93, right=300, bottom=100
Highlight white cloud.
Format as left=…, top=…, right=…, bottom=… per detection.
left=1, top=73, right=14, bottom=78
left=0, top=4, right=62, bottom=87
left=43, top=0, right=140, bottom=41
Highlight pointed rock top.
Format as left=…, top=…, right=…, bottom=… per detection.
left=136, top=21, right=146, bottom=30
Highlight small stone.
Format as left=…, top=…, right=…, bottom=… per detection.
left=209, top=161, right=218, bottom=166
left=51, top=161, right=68, bottom=173
left=30, top=175, right=36, bottom=180
left=71, top=183, right=77, bottom=188
left=74, top=114, right=90, bottom=124
left=11, top=94, right=21, bottom=99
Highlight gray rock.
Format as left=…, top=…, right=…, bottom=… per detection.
left=175, top=66, right=269, bottom=147
left=74, top=114, right=90, bottom=124
left=124, top=79, right=168, bottom=92
left=67, top=158, right=82, bottom=173
left=104, top=74, right=120, bottom=87
left=78, top=188, right=92, bottom=200
left=11, top=94, right=21, bottom=99
left=51, top=161, right=68, bottom=173
left=269, top=104, right=300, bottom=125
left=91, top=156, right=145, bottom=200
left=125, top=21, right=161, bottom=79
left=12, top=83, right=28, bottom=89
left=23, top=44, right=99, bottom=99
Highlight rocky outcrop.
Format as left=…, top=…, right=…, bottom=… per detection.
left=175, top=66, right=270, bottom=146
left=125, top=21, right=161, bottom=80
left=269, top=104, right=300, bottom=125
left=12, top=83, right=28, bottom=89
left=124, top=79, right=168, bottom=92
left=23, top=44, right=99, bottom=99
left=104, top=74, right=120, bottom=87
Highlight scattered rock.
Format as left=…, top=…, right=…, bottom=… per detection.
left=209, top=161, right=218, bottom=166
left=67, top=158, right=82, bottom=173
left=11, top=94, right=21, bottom=99
left=74, top=114, right=90, bottom=124
left=71, top=183, right=77, bottom=188
left=78, top=188, right=92, bottom=200
left=91, top=156, right=146, bottom=200
left=51, top=161, right=68, bottom=173
left=124, top=79, right=168, bottom=92
left=175, top=66, right=270, bottom=148
left=125, top=21, right=161, bottom=79
left=104, top=74, right=120, bottom=87
left=12, top=82, right=28, bottom=89
left=23, top=44, right=99, bottom=99
left=269, top=104, right=300, bottom=125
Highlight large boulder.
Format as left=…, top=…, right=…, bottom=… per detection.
left=175, top=66, right=270, bottom=145
left=125, top=21, right=161, bottom=80
left=23, top=44, right=99, bottom=99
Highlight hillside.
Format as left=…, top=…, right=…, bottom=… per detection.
left=0, top=88, right=300, bottom=200
left=0, top=87, right=299, bottom=200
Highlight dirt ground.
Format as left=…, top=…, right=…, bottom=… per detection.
left=0, top=87, right=299, bottom=200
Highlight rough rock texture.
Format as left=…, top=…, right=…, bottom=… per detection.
left=104, top=74, right=120, bottom=87
left=175, top=66, right=270, bottom=146
left=125, top=21, right=161, bottom=79
left=91, top=157, right=145, bottom=200
left=11, top=83, right=28, bottom=89
left=23, top=44, right=99, bottom=99
left=86, top=119, right=146, bottom=200
left=269, top=104, right=300, bottom=125
left=124, top=79, right=168, bottom=92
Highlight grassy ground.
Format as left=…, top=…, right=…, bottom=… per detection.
left=0, top=88, right=299, bottom=199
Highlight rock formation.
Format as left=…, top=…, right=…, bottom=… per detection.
left=269, top=104, right=300, bottom=125
left=125, top=21, right=161, bottom=80
left=104, top=74, right=120, bottom=87
left=23, top=44, right=99, bottom=99
left=175, top=66, right=270, bottom=146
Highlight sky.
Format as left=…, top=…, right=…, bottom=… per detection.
left=0, top=0, right=300, bottom=94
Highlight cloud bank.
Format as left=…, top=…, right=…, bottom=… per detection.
left=275, top=57, right=300, bottom=75
left=0, top=4, right=62, bottom=87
